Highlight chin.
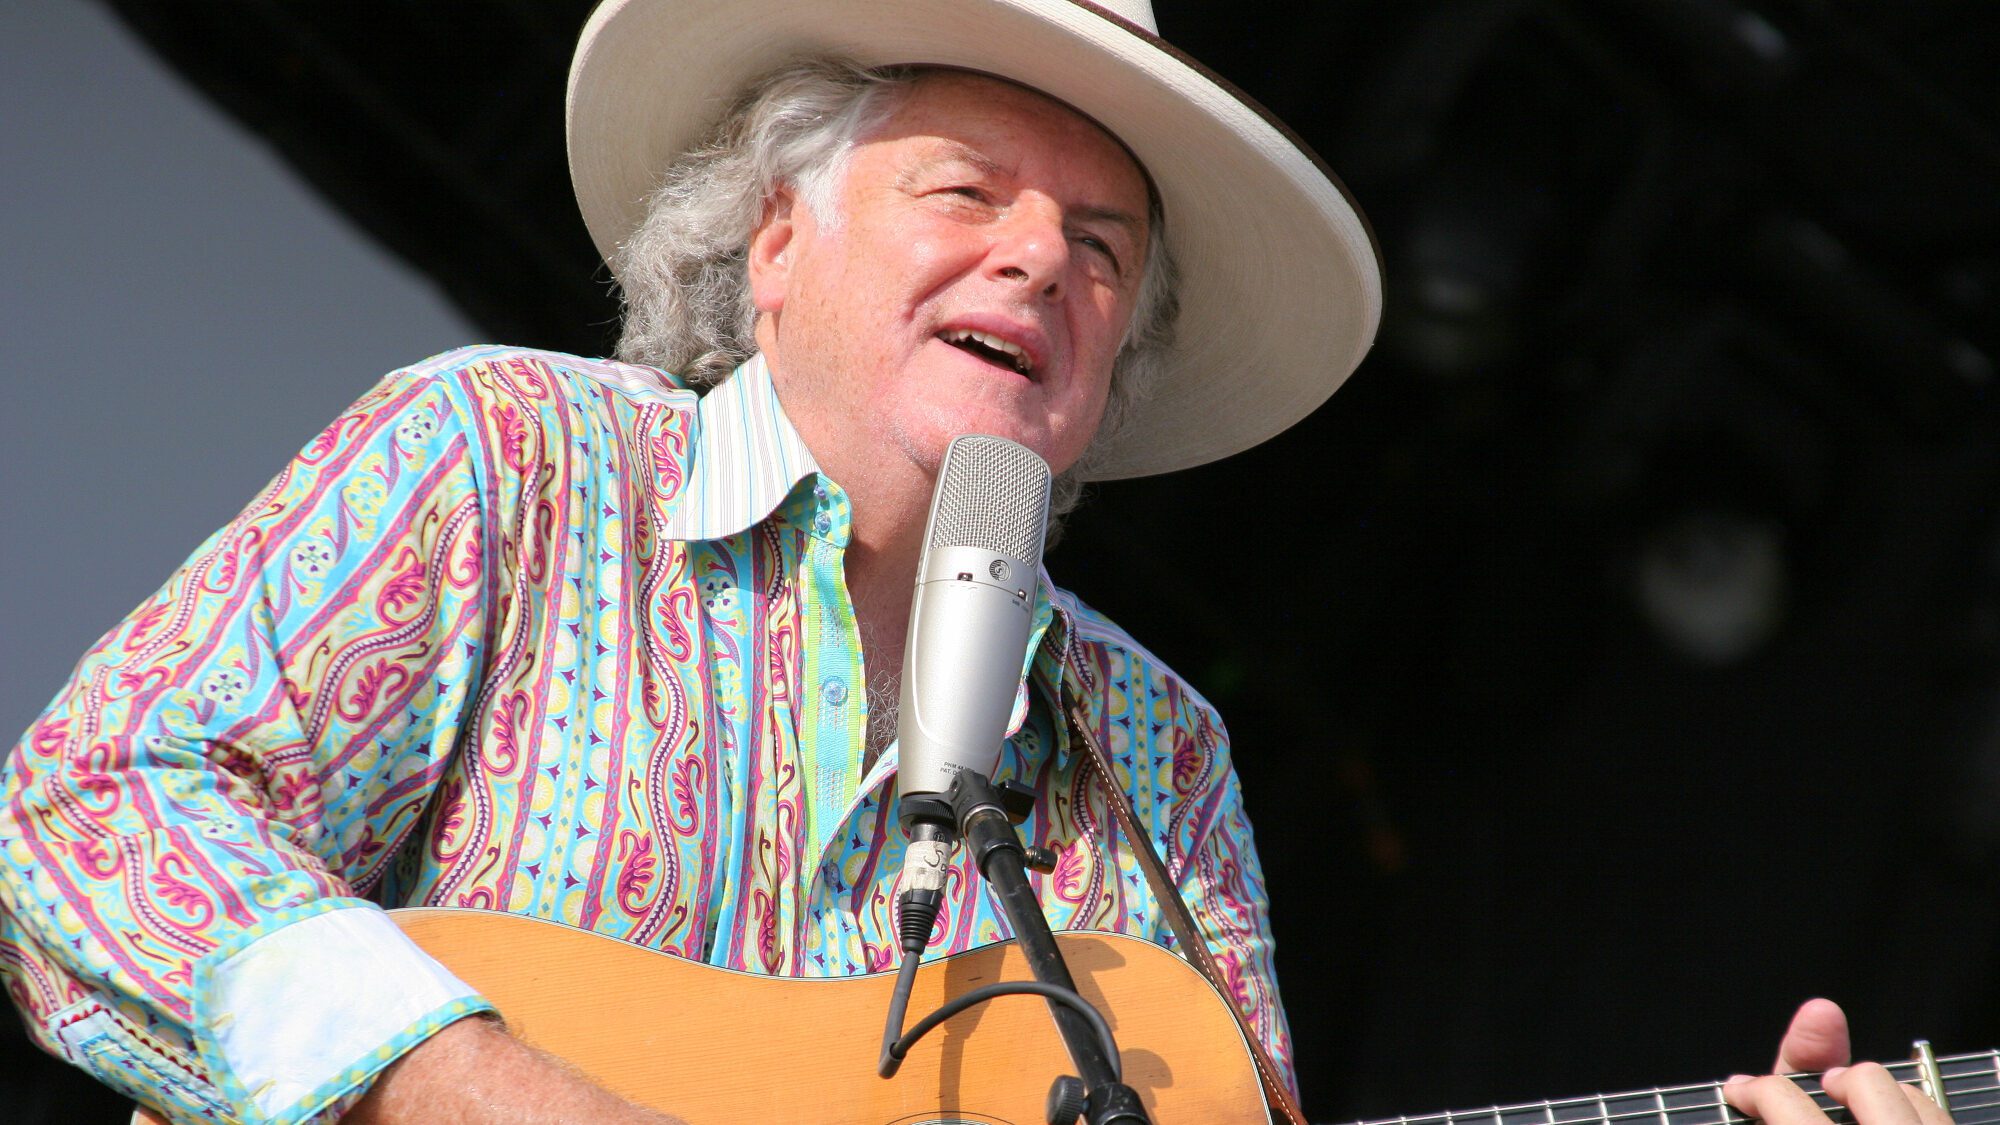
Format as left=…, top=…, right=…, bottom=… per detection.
left=953, top=418, right=1069, bottom=463
left=894, top=413, right=1052, bottom=477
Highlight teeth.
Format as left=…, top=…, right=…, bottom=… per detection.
left=943, top=329, right=1031, bottom=373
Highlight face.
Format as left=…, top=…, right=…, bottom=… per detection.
left=748, top=72, right=1151, bottom=487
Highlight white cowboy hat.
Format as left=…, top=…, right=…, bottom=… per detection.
left=567, top=0, right=1382, bottom=480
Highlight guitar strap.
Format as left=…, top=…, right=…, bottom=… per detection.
left=1057, top=679, right=1309, bottom=1125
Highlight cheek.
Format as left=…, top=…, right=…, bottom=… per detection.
left=1055, top=355, right=1115, bottom=435
left=901, top=229, right=953, bottom=270
left=1045, top=391, right=1111, bottom=475
left=1104, top=281, right=1142, bottom=339
left=898, top=219, right=991, bottom=300
left=832, top=233, right=954, bottom=340
left=1081, top=367, right=1116, bottom=425
left=1070, top=340, right=1120, bottom=449
left=1071, top=290, right=1134, bottom=376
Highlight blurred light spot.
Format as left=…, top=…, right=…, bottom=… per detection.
left=1634, top=510, right=1788, bottom=664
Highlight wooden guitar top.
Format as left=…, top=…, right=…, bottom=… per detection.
left=391, top=908, right=1265, bottom=1123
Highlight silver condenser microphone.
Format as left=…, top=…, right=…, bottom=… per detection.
left=896, top=433, right=1052, bottom=825
left=892, top=434, right=1051, bottom=949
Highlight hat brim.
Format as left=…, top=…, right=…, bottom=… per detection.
left=568, top=0, right=1382, bottom=480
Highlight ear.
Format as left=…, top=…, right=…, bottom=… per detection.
left=747, top=188, right=799, bottom=315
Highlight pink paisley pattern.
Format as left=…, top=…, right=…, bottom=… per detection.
left=0, top=346, right=1292, bottom=1119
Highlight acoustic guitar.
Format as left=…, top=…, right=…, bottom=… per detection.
left=130, top=907, right=1995, bottom=1124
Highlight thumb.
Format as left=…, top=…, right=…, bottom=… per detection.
left=1774, top=998, right=1851, bottom=1074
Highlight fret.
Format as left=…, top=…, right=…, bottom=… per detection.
left=1711, top=1080, right=1743, bottom=1125
left=1345, top=1048, right=2000, bottom=1125
left=1914, top=1042, right=1945, bottom=1109
left=1603, top=1087, right=1662, bottom=1125
left=1548, top=1094, right=1609, bottom=1125
left=1661, top=1079, right=1730, bottom=1125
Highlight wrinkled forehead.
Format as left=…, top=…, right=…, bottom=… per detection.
left=869, top=66, right=1163, bottom=220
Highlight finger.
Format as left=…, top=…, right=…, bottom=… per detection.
left=1726, top=1074, right=1834, bottom=1125
left=1898, top=1080, right=1955, bottom=1125
left=1822, top=1064, right=1922, bottom=1125
left=1774, top=999, right=1852, bottom=1074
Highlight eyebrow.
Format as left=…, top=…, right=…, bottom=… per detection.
left=898, top=141, right=1007, bottom=191
left=903, top=140, right=1148, bottom=237
left=1070, top=202, right=1146, bottom=239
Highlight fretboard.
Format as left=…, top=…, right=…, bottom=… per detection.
left=1348, top=1048, right=2000, bottom=1125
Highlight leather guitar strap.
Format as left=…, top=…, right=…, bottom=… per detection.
left=1060, top=694, right=1308, bottom=1125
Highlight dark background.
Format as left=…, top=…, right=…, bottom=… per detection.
left=6, top=0, right=1998, bottom=1120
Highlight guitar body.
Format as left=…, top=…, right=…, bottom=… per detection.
left=392, top=908, right=1264, bottom=1123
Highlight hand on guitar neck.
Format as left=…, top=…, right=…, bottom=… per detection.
left=1725, top=999, right=1951, bottom=1125
left=343, top=1015, right=683, bottom=1125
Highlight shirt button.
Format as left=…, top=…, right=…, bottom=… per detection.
left=822, top=678, right=849, bottom=706
left=814, top=512, right=832, bottom=533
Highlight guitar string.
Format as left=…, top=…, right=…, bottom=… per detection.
left=1380, top=1083, right=2000, bottom=1125
left=1376, top=1088, right=2000, bottom=1120
left=1452, top=1083, right=2000, bottom=1124
left=1412, top=1052, right=1991, bottom=1112
left=1541, top=1054, right=1979, bottom=1102
left=1356, top=1058, right=2000, bottom=1125
left=1387, top=1084, right=2000, bottom=1125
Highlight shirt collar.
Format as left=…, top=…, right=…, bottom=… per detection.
left=657, top=353, right=822, bottom=542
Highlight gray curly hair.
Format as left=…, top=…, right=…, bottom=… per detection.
left=610, top=58, right=1180, bottom=523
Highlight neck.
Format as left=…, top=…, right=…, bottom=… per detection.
left=845, top=523, right=920, bottom=770
left=801, top=430, right=930, bottom=623
left=755, top=332, right=933, bottom=595
left=758, top=337, right=932, bottom=762
left=819, top=453, right=928, bottom=767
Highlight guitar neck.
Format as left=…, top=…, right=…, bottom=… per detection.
left=1348, top=1050, right=2000, bottom=1125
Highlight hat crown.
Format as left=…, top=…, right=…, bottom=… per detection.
left=1086, top=0, right=1157, bottom=35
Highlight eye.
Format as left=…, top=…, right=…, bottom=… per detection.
left=1077, top=233, right=1123, bottom=275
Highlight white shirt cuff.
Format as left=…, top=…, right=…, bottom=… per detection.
left=202, top=905, right=483, bottom=1119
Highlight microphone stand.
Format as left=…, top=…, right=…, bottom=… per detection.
left=947, top=770, right=1151, bottom=1125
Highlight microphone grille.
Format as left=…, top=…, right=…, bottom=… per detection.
left=928, top=435, right=1052, bottom=562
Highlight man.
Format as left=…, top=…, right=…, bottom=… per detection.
left=0, top=2, right=1947, bottom=1124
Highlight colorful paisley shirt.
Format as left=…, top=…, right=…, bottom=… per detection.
left=0, top=346, right=1290, bottom=1122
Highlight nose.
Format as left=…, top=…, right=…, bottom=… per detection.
left=988, top=201, right=1069, bottom=300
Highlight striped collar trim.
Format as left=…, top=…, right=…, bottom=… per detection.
left=657, top=353, right=822, bottom=542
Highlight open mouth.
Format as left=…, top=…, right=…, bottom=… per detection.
left=940, top=328, right=1034, bottom=377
